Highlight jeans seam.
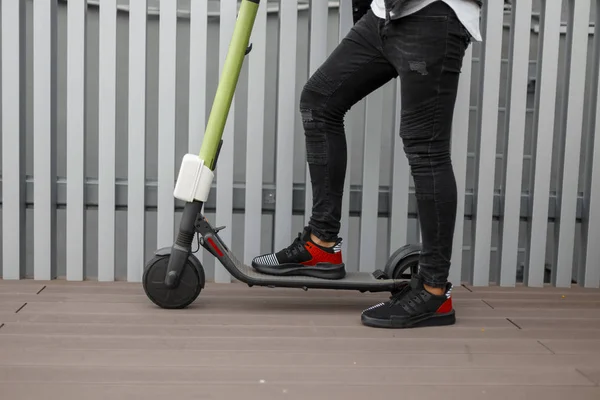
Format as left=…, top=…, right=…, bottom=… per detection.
left=423, top=17, right=450, bottom=287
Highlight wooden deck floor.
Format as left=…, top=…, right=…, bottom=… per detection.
left=1, top=280, right=600, bottom=399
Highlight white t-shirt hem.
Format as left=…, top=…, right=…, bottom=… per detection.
left=370, top=0, right=482, bottom=42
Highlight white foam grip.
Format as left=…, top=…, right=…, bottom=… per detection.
left=173, top=154, right=214, bottom=202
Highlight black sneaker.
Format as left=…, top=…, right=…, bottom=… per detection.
left=252, top=228, right=346, bottom=280
left=361, top=276, right=455, bottom=328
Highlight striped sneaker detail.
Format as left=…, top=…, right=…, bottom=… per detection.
left=254, top=253, right=279, bottom=266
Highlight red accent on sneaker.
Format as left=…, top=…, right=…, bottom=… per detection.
left=300, top=242, right=343, bottom=266
left=436, top=297, right=453, bottom=314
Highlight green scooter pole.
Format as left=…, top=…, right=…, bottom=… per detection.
left=201, top=0, right=260, bottom=170
left=164, top=0, right=260, bottom=288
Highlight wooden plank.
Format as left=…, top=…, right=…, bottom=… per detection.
left=5, top=324, right=592, bottom=340
left=243, top=0, right=267, bottom=265
left=127, top=0, right=148, bottom=283
left=66, top=0, right=87, bottom=281
left=156, top=0, right=178, bottom=249
left=274, top=0, right=298, bottom=251
left=7, top=287, right=600, bottom=303
left=510, top=318, right=600, bottom=331
left=539, top=340, right=600, bottom=354
left=449, top=46, right=473, bottom=284
left=0, top=303, right=26, bottom=313
left=97, top=0, right=117, bottom=281
left=499, top=0, right=532, bottom=287
left=1, top=0, right=27, bottom=280
left=0, top=319, right=516, bottom=339
left=0, top=365, right=591, bottom=386
left=526, top=0, right=563, bottom=287
left=465, top=283, right=598, bottom=293
left=359, top=90, right=384, bottom=272
left=577, top=369, right=600, bottom=385
left=484, top=299, right=600, bottom=310
left=7, top=295, right=487, bottom=311
left=0, top=384, right=599, bottom=400
left=0, top=284, right=45, bottom=295
left=583, top=2, right=600, bottom=289
left=0, top=311, right=509, bottom=325
left=214, top=0, right=237, bottom=282
left=390, top=80, right=409, bottom=254
left=2, top=349, right=600, bottom=369
left=471, top=0, right=504, bottom=286
left=0, top=333, right=548, bottom=354
left=33, top=0, right=58, bottom=281
left=554, top=0, right=592, bottom=287
left=188, top=0, right=209, bottom=265
left=0, top=310, right=533, bottom=326
left=304, top=0, right=329, bottom=220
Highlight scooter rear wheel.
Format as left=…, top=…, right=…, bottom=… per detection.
left=385, top=252, right=420, bottom=280
left=143, top=254, right=204, bottom=309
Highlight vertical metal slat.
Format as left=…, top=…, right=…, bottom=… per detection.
left=274, top=0, right=298, bottom=251
left=449, top=46, right=473, bottom=286
left=244, top=1, right=267, bottom=265
left=33, top=0, right=58, bottom=281
left=339, top=0, right=353, bottom=255
left=304, top=0, right=329, bottom=223
left=499, top=0, right=532, bottom=287
left=66, top=0, right=87, bottom=281
left=1, top=0, right=27, bottom=280
left=214, top=0, right=237, bottom=282
left=359, top=90, right=384, bottom=272
left=156, top=0, right=177, bottom=250
left=188, top=0, right=208, bottom=265
left=582, top=0, right=600, bottom=289
left=554, top=0, right=591, bottom=287
left=472, top=0, right=504, bottom=286
left=526, top=0, right=562, bottom=287
left=390, top=80, right=409, bottom=254
left=97, top=0, right=117, bottom=281
left=127, top=0, right=147, bottom=282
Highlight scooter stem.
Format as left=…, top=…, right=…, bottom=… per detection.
left=200, top=0, right=260, bottom=170
left=164, top=0, right=260, bottom=288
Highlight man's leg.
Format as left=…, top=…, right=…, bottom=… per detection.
left=252, top=11, right=398, bottom=279
left=362, top=1, right=471, bottom=327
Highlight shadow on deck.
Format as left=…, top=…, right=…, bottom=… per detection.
left=1, top=280, right=599, bottom=399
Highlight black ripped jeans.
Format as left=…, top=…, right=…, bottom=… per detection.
left=301, top=2, right=471, bottom=287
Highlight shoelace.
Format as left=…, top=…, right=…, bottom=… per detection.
left=284, top=233, right=305, bottom=258
left=388, top=283, right=412, bottom=306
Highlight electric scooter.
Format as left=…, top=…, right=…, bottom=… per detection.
left=142, top=0, right=422, bottom=309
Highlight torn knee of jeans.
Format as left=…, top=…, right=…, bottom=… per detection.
left=305, top=130, right=328, bottom=166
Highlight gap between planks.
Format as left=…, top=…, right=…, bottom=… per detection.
left=506, top=318, right=522, bottom=329
left=14, top=303, right=27, bottom=314
left=575, top=368, right=600, bottom=386
left=537, top=340, right=556, bottom=354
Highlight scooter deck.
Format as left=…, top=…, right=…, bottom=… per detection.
left=215, top=243, right=403, bottom=293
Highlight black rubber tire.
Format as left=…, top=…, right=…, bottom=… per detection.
left=386, top=253, right=420, bottom=280
left=143, top=254, right=204, bottom=309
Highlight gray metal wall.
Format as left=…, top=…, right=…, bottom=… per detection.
left=1, top=0, right=599, bottom=287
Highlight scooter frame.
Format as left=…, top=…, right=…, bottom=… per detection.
left=142, top=0, right=421, bottom=309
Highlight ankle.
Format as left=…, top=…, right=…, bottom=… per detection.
left=423, top=284, right=445, bottom=296
left=310, top=233, right=336, bottom=248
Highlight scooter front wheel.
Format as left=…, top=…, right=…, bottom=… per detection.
left=143, top=254, right=205, bottom=309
